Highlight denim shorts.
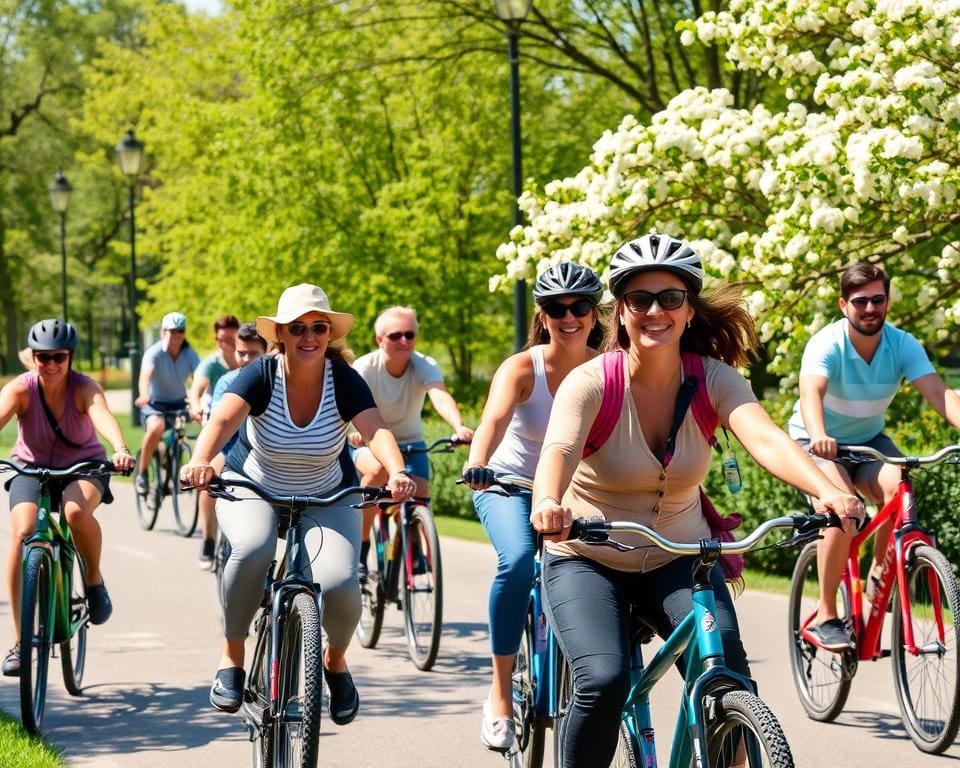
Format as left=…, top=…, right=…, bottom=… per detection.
left=348, top=440, right=430, bottom=480
left=794, top=432, right=900, bottom=483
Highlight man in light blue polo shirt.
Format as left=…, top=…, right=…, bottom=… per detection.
left=789, top=262, right=960, bottom=649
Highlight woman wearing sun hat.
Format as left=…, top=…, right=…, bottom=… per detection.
left=183, top=283, right=416, bottom=720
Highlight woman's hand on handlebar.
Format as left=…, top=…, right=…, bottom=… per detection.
left=180, top=461, right=216, bottom=489
left=818, top=490, right=865, bottom=532
left=530, top=499, right=572, bottom=541
left=111, top=448, right=135, bottom=474
left=461, top=465, right=494, bottom=490
left=387, top=471, right=417, bottom=502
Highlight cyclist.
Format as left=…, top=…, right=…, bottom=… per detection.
left=0, top=319, right=135, bottom=676
left=180, top=283, right=416, bottom=719
left=530, top=235, right=864, bottom=768
left=134, top=311, right=200, bottom=495
left=461, top=263, right=604, bottom=752
left=189, top=314, right=240, bottom=569
left=788, top=262, right=960, bottom=650
left=195, top=322, right=268, bottom=570
left=350, top=306, right=474, bottom=579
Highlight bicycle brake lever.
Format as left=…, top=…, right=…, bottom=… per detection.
left=775, top=531, right=822, bottom=549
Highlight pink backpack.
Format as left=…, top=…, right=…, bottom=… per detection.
left=582, top=350, right=744, bottom=580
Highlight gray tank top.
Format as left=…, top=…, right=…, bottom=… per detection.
left=488, top=345, right=553, bottom=480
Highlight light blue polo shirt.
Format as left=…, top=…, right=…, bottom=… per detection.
left=788, top=319, right=934, bottom=443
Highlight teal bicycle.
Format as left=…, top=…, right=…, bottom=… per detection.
left=558, top=513, right=837, bottom=767
left=0, top=458, right=121, bottom=734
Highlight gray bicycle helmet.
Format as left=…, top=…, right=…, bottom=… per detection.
left=27, top=318, right=78, bottom=352
left=608, top=234, right=703, bottom=297
left=532, top=262, right=603, bottom=304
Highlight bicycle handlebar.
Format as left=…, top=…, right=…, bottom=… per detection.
left=836, top=443, right=960, bottom=467
left=568, top=513, right=841, bottom=556
left=400, top=437, right=469, bottom=454
left=192, top=475, right=393, bottom=509
left=457, top=472, right=532, bottom=496
left=0, top=458, right=125, bottom=479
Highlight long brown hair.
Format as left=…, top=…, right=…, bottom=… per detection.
left=525, top=302, right=605, bottom=350
left=605, top=281, right=757, bottom=367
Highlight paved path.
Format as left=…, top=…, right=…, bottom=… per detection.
left=1, top=481, right=959, bottom=766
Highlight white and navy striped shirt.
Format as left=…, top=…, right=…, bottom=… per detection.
left=226, top=355, right=376, bottom=496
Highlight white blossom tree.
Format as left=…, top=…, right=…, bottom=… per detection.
left=494, top=0, right=960, bottom=387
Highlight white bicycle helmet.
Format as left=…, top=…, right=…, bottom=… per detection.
left=608, top=234, right=703, bottom=297
left=161, top=311, right=187, bottom=331
left=27, top=319, right=78, bottom=351
left=532, top=262, right=603, bottom=304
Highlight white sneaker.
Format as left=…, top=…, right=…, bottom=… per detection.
left=480, top=700, right=515, bottom=753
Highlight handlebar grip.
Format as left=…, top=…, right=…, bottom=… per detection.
left=568, top=516, right=608, bottom=541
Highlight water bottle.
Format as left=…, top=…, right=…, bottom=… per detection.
left=536, top=611, right=548, bottom=654
left=722, top=450, right=742, bottom=494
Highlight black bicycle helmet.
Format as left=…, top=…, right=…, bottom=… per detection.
left=608, top=234, right=703, bottom=297
left=27, top=318, right=78, bottom=352
left=532, top=262, right=603, bottom=304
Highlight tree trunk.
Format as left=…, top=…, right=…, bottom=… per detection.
left=0, top=215, right=20, bottom=373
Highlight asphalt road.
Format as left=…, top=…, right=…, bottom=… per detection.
left=1, top=478, right=959, bottom=767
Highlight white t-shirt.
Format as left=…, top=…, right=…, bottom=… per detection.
left=352, top=349, right=444, bottom=443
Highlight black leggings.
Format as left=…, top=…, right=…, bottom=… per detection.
left=543, top=552, right=750, bottom=768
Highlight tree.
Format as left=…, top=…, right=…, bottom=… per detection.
left=494, top=0, right=960, bottom=388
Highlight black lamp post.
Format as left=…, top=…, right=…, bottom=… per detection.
left=116, top=129, right=145, bottom=425
left=494, top=0, right=533, bottom=352
left=48, top=170, right=72, bottom=322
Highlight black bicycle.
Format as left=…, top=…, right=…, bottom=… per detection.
left=134, top=408, right=198, bottom=536
left=200, top=475, right=390, bottom=768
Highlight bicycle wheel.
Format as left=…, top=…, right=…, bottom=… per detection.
left=19, top=548, right=52, bottom=734
left=891, top=544, right=960, bottom=754
left=402, top=505, right=443, bottom=670
left=275, top=592, right=323, bottom=768
left=60, top=549, right=88, bottom=695
left=356, top=513, right=386, bottom=649
left=611, top=720, right=640, bottom=768
left=133, top=450, right=162, bottom=531
left=553, top=655, right=572, bottom=765
left=787, top=541, right=853, bottom=721
left=171, top=440, right=199, bottom=537
left=512, top=608, right=545, bottom=768
left=248, top=614, right=274, bottom=768
left=703, top=690, right=794, bottom=767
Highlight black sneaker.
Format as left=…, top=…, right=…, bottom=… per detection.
left=324, top=667, right=359, bottom=725
left=87, top=583, right=113, bottom=625
left=2, top=643, right=20, bottom=677
left=134, top=472, right=149, bottom=496
left=210, top=666, right=245, bottom=713
left=198, top=539, right=216, bottom=571
left=807, top=618, right=855, bottom=651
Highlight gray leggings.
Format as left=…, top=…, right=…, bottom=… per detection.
left=216, top=476, right=362, bottom=648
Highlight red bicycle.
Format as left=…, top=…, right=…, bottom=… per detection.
left=788, top=443, right=960, bottom=754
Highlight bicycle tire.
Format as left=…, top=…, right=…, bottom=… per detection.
left=356, top=513, right=386, bottom=649
left=512, top=608, right=545, bottom=768
left=704, top=690, right=794, bottom=768
left=787, top=541, right=853, bottom=722
left=248, top=614, right=274, bottom=768
left=275, top=592, right=323, bottom=768
left=402, top=505, right=443, bottom=670
left=891, top=543, right=960, bottom=754
left=19, top=547, right=52, bottom=734
left=553, top=654, right=572, bottom=765
left=171, top=440, right=198, bottom=537
left=611, top=720, right=640, bottom=768
left=133, top=450, right=162, bottom=530
left=60, top=550, right=88, bottom=695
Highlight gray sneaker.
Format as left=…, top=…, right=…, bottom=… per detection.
left=808, top=618, right=855, bottom=651
left=2, top=643, right=20, bottom=677
left=480, top=700, right=515, bottom=752
left=198, top=539, right=215, bottom=571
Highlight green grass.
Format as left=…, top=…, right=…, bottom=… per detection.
left=0, top=710, right=65, bottom=768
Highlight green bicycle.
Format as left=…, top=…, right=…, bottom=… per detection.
left=0, top=458, right=121, bottom=734
left=134, top=408, right=198, bottom=536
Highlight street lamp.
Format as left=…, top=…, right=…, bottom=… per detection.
left=494, top=0, right=533, bottom=352
left=116, top=129, right=145, bottom=425
left=48, top=170, right=72, bottom=322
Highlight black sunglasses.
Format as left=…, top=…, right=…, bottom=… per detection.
left=540, top=298, right=595, bottom=320
left=622, top=288, right=688, bottom=313
left=848, top=294, right=887, bottom=309
left=35, top=352, right=70, bottom=365
left=286, top=321, right=331, bottom=336
left=386, top=331, right=416, bottom=341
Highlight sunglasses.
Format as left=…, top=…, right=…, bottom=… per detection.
left=848, top=294, right=887, bottom=309
left=386, top=331, right=416, bottom=341
left=286, top=321, right=331, bottom=336
left=622, top=288, right=688, bottom=313
left=35, top=352, right=70, bottom=365
left=540, top=299, right=595, bottom=319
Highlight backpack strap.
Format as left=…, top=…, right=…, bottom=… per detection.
left=36, top=380, right=84, bottom=450
left=582, top=351, right=624, bottom=458
left=680, top=351, right=720, bottom=452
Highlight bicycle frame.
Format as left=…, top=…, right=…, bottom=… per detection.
left=527, top=551, right=559, bottom=723
left=371, top=500, right=420, bottom=603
